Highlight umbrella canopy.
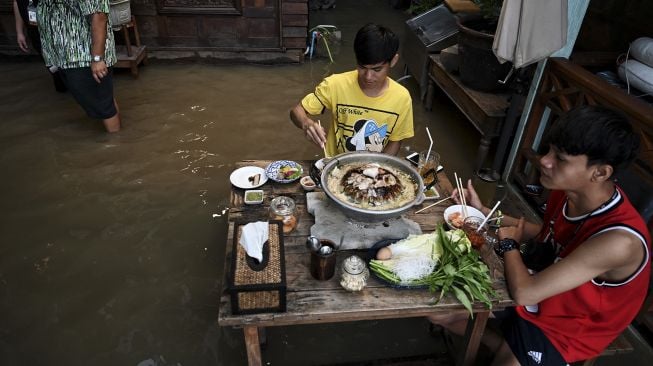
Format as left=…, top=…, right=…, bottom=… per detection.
left=493, top=0, right=568, bottom=68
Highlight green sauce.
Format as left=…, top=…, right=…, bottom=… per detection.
left=246, top=191, right=263, bottom=201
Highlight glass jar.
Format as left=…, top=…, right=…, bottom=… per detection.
left=269, top=196, right=297, bottom=234
left=339, top=255, right=369, bottom=292
left=463, top=216, right=487, bottom=249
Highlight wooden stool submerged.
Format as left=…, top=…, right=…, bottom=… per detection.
left=112, top=16, right=147, bottom=78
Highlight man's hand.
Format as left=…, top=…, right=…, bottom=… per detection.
left=89, top=12, right=108, bottom=83
left=302, top=119, right=327, bottom=149
left=499, top=217, right=525, bottom=243
left=17, top=32, right=29, bottom=52
left=451, top=179, right=484, bottom=211
left=91, top=61, right=108, bottom=83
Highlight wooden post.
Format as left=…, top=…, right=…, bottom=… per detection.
left=243, top=325, right=262, bottom=366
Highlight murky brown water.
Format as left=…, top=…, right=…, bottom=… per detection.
left=0, top=2, right=492, bottom=366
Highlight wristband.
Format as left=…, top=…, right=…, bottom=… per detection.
left=495, top=238, right=519, bottom=258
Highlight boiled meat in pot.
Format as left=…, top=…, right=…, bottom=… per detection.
left=327, top=162, right=417, bottom=211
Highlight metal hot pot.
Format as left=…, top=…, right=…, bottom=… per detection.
left=320, top=151, right=425, bottom=222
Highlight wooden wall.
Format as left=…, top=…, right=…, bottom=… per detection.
left=0, top=0, right=308, bottom=63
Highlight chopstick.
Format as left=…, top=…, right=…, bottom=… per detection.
left=414, top=196, right=453, bottom=214
left=317, top=120, right=329, bottom=158
left=454, top=172, right=468, bottom=218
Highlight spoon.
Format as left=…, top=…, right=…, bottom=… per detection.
left=319, top=245, right=333, bottom=255
left=306, top=236, right=322, bottom=252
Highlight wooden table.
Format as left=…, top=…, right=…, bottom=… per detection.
left=426, top=54, right=510, bottom=176
left=218, top=160, right=513, bottom=366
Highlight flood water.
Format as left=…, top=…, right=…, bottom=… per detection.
left=0, top=2, right=487, bottom=366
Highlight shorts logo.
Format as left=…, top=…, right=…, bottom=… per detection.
left=527, top=350, right=543, bottom=364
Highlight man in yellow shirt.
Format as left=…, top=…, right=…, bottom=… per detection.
left=290, top=23, right=414, bottom=156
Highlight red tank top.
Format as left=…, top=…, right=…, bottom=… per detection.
left=516, top=187, right=651, bottom=362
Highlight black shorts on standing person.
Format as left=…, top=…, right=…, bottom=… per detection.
left=13, top=0, right=66, bottom=93
left=60, top=68, right=117, bottom=120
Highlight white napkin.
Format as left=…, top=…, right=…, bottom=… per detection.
left=239, top=221, right=269, bottom=262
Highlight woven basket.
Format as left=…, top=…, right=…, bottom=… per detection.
left=229, top=221, right=286, bottom=315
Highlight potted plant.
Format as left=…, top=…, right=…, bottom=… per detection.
left=473, top=0, right=503, bottom=19
left=456, top=0, right=511, bottom=92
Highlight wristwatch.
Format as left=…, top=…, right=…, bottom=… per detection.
left=92, top=55, right=104, bottom=62
left=495, top=238, right=520, bottom=258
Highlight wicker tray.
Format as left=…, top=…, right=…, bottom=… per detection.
left=229, top=221, right=286, bottom=315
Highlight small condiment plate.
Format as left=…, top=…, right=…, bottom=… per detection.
left=423, top=186, right=441, bottom=200
left=230, top=166, right=267, bottom=189
left=244, top=189, right=264, bottom=205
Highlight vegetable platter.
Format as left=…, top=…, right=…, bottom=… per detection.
left=369, top=224, right=497, bottom=315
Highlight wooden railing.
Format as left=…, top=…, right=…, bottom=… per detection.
left=509, top=57, right=653, bottom=212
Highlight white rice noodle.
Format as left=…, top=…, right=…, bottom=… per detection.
left=394, top=257, right=436, bottom=283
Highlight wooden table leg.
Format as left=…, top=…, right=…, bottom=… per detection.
left=243, top=325, right=263, bottom=366
left=425, top=79, right=435, bottom=111
left=457, top=311, right=490, bottom=366
left=474, top=136, right=491, bottom=175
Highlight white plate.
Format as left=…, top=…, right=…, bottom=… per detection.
left=265, top=160, right=303, bottom=183
left=443, top=205, right=485, bottom=230
left=230, top=166, right=268, bottom=189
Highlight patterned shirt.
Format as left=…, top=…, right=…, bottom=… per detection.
left=37, top=0, right=116, bottom=69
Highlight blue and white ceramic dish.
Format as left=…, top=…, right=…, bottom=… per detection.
left=265, top=160, right=303, bottom=183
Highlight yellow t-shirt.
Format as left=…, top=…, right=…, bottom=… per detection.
left=301, top=70, right=414, bottom=156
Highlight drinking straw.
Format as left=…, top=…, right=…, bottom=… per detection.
left=478, top=200, right=502, bottom=232
left=414, top=196, right=453, bottom=214
left=317, top=120, right=328, bottom=158
left=426, top=127, right=434, bottom=163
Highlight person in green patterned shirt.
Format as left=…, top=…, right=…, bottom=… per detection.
left=37, top=0, right=121, bottom=132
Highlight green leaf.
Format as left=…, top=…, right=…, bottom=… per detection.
left=452, top=285, right=473, bottom=317
left=443, top=263, right=456, bottom=276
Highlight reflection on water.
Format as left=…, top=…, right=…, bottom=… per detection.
left=0, top=2, right=486, bottom=366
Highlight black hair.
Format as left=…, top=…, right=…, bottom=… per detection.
left=353, top=23, right=399, bottom=66
left=545, top=105, right=640, bottom=175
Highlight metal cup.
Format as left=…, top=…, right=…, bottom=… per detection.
left=310, top=239, right=337, bottom=280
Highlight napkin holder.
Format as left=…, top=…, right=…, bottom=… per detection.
left=229, top=220, right=286, bottom=315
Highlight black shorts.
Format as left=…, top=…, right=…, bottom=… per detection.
left=496, top=308, right=569, bottom=366
left=60, top=67, right=117, bottom=119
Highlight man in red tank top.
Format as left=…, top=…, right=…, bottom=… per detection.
left=429, top=106, right=651, bottom=365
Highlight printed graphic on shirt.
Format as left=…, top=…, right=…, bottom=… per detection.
left=335, top=104, right=398, bottom=153
left=347, top=120, right=387, bottom=152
